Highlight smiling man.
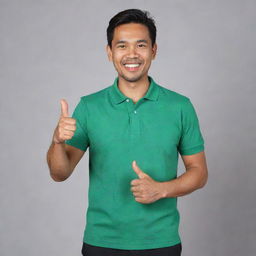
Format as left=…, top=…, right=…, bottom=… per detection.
left=47, top=8, right=208, bottom=256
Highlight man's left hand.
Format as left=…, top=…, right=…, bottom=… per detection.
left=130, top=160, right=164, bottom=204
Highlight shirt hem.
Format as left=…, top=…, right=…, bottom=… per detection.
left=83, top=236, right=182, bottom=250
left=64, top=140, right=87, bottom=152
left=179, top=144, right=204, bottom=155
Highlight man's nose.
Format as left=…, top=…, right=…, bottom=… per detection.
left=127, top=46, right=139, bottom=57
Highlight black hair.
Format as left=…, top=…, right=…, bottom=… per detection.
left=107, top=9, right=157, bottom=48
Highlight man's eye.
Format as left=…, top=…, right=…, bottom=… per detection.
left=117, top=45, right=125, bottom=48
left=138, top=44, right=146, bottom=47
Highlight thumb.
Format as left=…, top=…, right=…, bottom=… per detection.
left=132, top=160, right=148, bottom=179
left=60, top=99, right=69, bottom=117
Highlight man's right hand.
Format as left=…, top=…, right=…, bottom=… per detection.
left=52, top=99, right=76, bottom=144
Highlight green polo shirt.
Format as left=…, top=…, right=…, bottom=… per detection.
left=65, top=76, right=205, bottom=250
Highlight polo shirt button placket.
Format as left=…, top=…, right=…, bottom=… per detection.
left=131, top=109, right=140, bottom=147
left=125, top=98, right=141, bottom=146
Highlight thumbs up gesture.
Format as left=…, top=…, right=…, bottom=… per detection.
left=130, top=161, right=163, bottom=204
left=52, top=99, right=76, bottom=144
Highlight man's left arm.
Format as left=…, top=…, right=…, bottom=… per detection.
left=160, top=151, right=208, bottom=198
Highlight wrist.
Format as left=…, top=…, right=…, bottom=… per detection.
left=158, top=182, right=168, bottom=199
left=52, top=137, right=65, bottom=145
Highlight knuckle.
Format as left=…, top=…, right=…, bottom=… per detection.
left=59, top=135, right=65, bottom=140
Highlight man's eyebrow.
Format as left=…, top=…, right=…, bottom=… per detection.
left=115, top=39, right=148, bottom=44
left=116, top=40, right=126, bottom=44
left=137, top=39, right=148, bottom=43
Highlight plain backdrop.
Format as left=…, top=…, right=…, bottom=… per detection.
left=1, top=0, right=255, bottom=255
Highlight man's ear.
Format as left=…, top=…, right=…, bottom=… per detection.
left=152, top=43, right=157, bottom=60
left=106, top=45, right=113, bottom=62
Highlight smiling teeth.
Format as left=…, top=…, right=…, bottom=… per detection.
left=125, top=64, right=140, bottom=68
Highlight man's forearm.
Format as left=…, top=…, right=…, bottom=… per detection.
left=160, top=167, right=207, bottom=198
left=47, top=141, right=71, bottom=182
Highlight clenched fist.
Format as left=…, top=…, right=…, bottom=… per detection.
left=52, top=99, right=76, bottom=144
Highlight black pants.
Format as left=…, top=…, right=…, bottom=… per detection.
left=81, top=242, right=182, bottom=256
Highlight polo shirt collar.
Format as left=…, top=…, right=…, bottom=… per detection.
left=109, top=76, right=159, bottom=105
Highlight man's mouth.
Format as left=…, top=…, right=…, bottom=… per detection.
left=123, top=63, right=141, bottom=71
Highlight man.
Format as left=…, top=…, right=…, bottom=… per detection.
left=47, top=8, right=208, bottom=256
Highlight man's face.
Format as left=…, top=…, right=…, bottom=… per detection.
left=106, top=23, right=157, bottom=83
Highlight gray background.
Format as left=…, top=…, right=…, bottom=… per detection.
left=1, top=0, right=255, bottom=255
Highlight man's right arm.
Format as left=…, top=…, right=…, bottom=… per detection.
left=47, top=142, right=85, bottom=182
left=46, top=99, right=85, bottom=182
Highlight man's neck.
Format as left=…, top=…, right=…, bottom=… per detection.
left=117, top=75, right=150, bottom=104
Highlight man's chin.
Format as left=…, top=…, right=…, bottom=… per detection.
left=120, top=74, right=144, bottom=83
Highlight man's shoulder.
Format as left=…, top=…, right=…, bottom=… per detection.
left=157, top=83, right=190, bottom=105
left=79, top=83, right=112, bottom=103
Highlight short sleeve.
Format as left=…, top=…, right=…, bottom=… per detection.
left=177, top=98, right=205, bottom=155
left=65, top=97, right=89, bottom=151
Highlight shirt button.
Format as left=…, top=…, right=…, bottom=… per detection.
left=134, top=110, right=137, bottom=114
left=126, top=99, right=129, bottom=102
